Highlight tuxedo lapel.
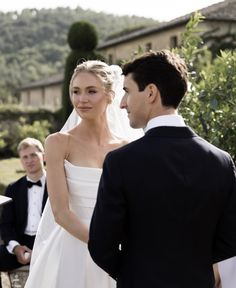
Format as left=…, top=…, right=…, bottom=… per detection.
left=14, top=176, right=29, bottom=229
left=42, top=183, right=48, bottom=213
left=21, top=176, right=29, bottom=218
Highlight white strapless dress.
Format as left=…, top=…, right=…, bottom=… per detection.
left=25, top=160, right=116, bottom=288
left=218, top=257, right=236, bottom=288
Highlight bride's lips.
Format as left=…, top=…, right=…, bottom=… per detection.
left=77, top=107, right=92, bottom=112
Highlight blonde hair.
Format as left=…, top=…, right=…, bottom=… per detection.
left=69, top=60, right=116, bottom=100
left=17, top=137, right=44, bottom=154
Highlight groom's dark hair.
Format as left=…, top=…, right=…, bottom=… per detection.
left=122, top=50, right=188, bottom=108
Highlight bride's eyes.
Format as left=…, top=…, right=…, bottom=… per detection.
left=71, top=89, right=79, bottom=95
left=71, top=88, right=97, bottom=95
left=88, top=89, right=97, bottom=94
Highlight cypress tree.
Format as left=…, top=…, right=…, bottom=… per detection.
left=62, top=21, right=104, bottom=122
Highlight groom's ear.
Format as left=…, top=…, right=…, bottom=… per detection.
left=146, top=84, right=159, bottom=104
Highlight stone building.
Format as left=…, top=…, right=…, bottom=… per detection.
left=97, top=0, right=236, bottom=63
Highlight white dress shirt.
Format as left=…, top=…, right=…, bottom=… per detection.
left=7, top=173, right=46, bottom=254
left=144, top=114, right=186, bottom=133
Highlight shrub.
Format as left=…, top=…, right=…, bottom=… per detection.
left=0, top=117, right=51, bottom=158
left=176, top=13, right=236, bottom=162
left=0, top=105, right=59, bottom=158
left=68, top=21, right=98, bottom=51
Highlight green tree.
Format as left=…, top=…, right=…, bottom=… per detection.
left=176, top=13, right=236, bottom=162
left=62, top=21, right=104, bottom=122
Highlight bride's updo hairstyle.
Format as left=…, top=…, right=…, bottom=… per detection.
left=69, top=60, right=121, bottom=103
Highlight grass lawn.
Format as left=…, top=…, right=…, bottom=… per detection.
left=0, top=158, right=25, bottom=195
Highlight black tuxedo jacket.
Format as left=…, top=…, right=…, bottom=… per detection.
left=0, top=175, right=48, bottom=245
left=89, top=126, right=236, bottom=288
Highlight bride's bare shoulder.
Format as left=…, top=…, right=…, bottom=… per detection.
left=45, top=131, right=70, bottom=150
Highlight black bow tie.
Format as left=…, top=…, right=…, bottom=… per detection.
left=27, top=180, right=42, bottom=188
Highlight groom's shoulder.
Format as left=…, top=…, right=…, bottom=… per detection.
left=104, top=137, right=147, bottom=169
left=108, top=136, right=144, bottom=157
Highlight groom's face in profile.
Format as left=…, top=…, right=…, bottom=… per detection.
left=121, top=73, right=149, bottom=129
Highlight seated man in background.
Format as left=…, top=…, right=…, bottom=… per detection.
left=0, top=137, right=48, bottom=280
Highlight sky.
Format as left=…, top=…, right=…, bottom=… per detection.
left=0, top=0, right=223, bottom=21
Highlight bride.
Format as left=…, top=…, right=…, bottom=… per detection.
left=25, top=60, right=143, bottom=287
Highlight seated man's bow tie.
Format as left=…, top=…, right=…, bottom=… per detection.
left=27, top=180, right=42, bottom=188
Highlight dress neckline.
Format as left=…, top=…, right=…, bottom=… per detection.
left=64, top=159, right=102, bottom=171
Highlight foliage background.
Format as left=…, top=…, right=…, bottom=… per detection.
left=0, top=106, right=60, bottom=158
left=0, top=158, right=24, bottom=195
left=176, top=13, right=236, bottom=162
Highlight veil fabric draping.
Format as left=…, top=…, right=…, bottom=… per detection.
left=30, top=65, right=144, bottom=269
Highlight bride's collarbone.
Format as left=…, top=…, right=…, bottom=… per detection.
left=66, top=137, right=124, bottom=168
left=71, top=139, right=123, bottom=152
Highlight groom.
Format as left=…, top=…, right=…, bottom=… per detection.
left=88, top=50, right=236, bottom=287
